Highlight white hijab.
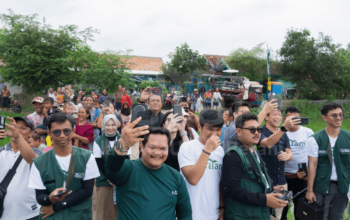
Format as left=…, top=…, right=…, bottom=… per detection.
left=102, top=115, right=119, bottom=137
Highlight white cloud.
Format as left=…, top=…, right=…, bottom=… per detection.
left=2, top=0, right=349, bottom=63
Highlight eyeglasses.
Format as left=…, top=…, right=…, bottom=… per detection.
left=51, top=129, right=73, bottom=137
left=328, top=113, right=344, bottom=119
left=242, top=127, right=263, bottom=134
left=238, top=110, right=251, bottom=114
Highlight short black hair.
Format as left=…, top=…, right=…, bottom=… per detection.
left=85, top=95, right=93, bottom=101
left=43, top=97, right=54, bottom=104
left=231, top=102, right=249, bottom=113
left=141, top=127, right=171, bottom=148
left=267, top=106, right=283, bottom=117
left=47, top=113, right=76, bottom=130
left=32, top=133, right=40, bottom=141
left=235, top=113, right=259, bottom=128
left=321, top=102, right=342, bottom=116
left=199, top=109, right=224, bottom=128
left=104, top=96, right=115, bottom=104
left=285, top=106, right=300, bottom=115
left=93, top=99, right=102, bottom=104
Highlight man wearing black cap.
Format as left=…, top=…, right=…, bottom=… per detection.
left=0, top=117, right=43, bottom=220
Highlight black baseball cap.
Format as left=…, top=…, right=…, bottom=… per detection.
left=14, top=117, right=35, bottom=131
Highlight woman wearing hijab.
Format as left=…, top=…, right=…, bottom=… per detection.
left=118, top=102, right=131, bottom=129
left=92, top=115, right=129, bottom=220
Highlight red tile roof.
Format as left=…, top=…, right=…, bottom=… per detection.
left=203, top=54, right=228, bottom=68
left=127, top=56, right=164, bottom=71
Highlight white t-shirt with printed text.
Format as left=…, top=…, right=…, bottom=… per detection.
left=285, top=126, right=314, bottom=173
left=178, top=138, right=224, bottom=220
left=307, top=136, right=338, bottom=181
left=28, top=154, right=100, bottom=189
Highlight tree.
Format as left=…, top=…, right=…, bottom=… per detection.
left=139, top=81, right=168, bottom=95
left=161, top=43, right=207, bottom=88
left=75, top=49, right=134, bottom=92
left=225, top=43, right=277, bottom=82
left=0, top=10, right=99, bottom=93
left=279, top=29, right=318, bottom=99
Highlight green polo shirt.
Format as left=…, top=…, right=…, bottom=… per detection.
left=105, top=148, right=192, bottom=220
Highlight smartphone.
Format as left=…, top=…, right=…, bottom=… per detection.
left=104, top=100, right=111, bottom=112
left=53, top=190, right=69, bottom=197
left=131, top=104, right=149, bottom=127
left=268, top=92, right=277, bottom=103
left=298, top=163, right=308, bottom=177
left=173, top=105, right=182, bottom=123
left=148, top=87, right=163, bottom=95
left=293, top=117, right=309, bottom=125
left=0, top=116, right=5, bottom=140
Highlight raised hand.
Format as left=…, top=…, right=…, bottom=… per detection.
left=176, top=116, right=187, bottom=133
left=282, top=116, right=300, bottom=131
left=119, top=117, right=149, bottom=151
left=3, top=117, right=20, bottom=139
left=203, top=134, right=221, bottom=153
left=166, top=113, right=180, bottom=131
left=263, top=99, right=278, bottom=115
left=139, top=87, right=151, bottom=103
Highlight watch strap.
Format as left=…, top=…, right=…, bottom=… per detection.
left=115, top=141, right=128, bottom=153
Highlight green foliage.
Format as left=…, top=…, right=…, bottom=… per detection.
left=161, top=43, right=207, bottom=88
left=0, top=9, right=99, bottom=93
left=139, top=81, right=168, bottom=95
left=225, top=43, right=277, bottom=81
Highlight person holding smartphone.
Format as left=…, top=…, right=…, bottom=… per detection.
left=28, top=113, right=100, bottom=220
left=281, top=106, right=313, bottom=220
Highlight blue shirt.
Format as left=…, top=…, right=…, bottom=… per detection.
left=257, top=125, right=290, bottom=186
left=191, top=93, right=198, bottom=104
left=100, top=94, right=108, bottom=102
left=94, top=108, right=101, bottom=121
left=220, top=124, right=228, bottom=147
left=223, top=121, right=238, bottom=153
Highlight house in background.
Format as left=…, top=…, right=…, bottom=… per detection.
left=0, top=59, right=23, bottom=96
left=126, top=56, right=173, bottom=90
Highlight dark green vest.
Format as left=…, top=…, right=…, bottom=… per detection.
left=312, top=129, right=350, bottom=194
left=94, top=134, right=121, bottom=187
left=224, top=145, right=272, bottom=220
left=33, top=146, right=92, bottom=220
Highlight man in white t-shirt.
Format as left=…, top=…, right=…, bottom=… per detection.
left=306, top=103, right=349, bottom=220
left=282, top=106, right=314, bottom=220
left=178, top=109, right=225, bottom=220
left=0, top=117, right=42, bottom=220
left=28, top=113, right=100, bottom=220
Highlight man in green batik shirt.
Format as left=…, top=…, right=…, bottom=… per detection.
left=106, top=117, right=192, bottom=220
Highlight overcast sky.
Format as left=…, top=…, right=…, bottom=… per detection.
left=2, top=0, right=349, bottom=62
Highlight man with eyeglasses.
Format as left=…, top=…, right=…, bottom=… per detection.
left=221, top=114, right=288, bottom=220
left=28, top=113, right=100, bottom=220
left=223, top=100, right=279, bottom=153
left=306, top=102, right=350, bottom=220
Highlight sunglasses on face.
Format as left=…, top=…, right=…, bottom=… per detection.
left=51, top=129, right=73, bottom=137
left=242, top=127, right=263, bottom=134
left=328, top=113, right=344, bottom=119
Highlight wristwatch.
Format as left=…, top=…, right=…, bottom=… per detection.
left=280, top=126, right=288, bottom=132
left=115, top=141, right=129, bottom=153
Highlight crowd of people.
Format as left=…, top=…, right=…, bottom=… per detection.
left=0, top=85, right=350, bottom=220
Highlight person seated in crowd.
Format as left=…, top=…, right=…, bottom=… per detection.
left=138, top=88, right=165, bottom=127
left=178, top=109, right=224, bottom=220
left=62, top=102, right=74, bottom=115
left=28, top=113, right=99, bottom=220
left=72, top=107, right=94, bottom=150
left=28, top=97, right=47, bottom=142
left=92, top=115, right=131, bottom=220
left=42, top=97, right=56, bottom=128
left=105, top=122, right=192, bottom=220
left=160, top=111, right=192, bottom=171
left=306, top=103, right=349, bottom=220
left=10, top=100, right=22, bottom=113
left=179, top=101, right=199, bottom=133
left=0, top=117, right=42, bottom=220
left=29, top=133, right=42, bottom=149
left=221, top=114, right=288, bottom=220
left=119, top=102, right=131, bottom=129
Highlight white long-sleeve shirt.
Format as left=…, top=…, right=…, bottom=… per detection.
left=213, top=92, right=222, bottom=101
